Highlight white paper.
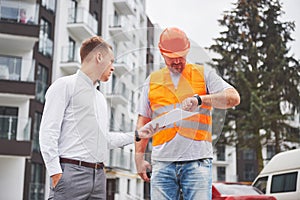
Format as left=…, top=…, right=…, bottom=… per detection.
left=142, top=108, right=198, bottom=129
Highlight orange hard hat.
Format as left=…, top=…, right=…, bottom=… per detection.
left=158, top=27, right=190, bottom=58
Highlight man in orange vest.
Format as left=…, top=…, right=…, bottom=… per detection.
left=134, top=27, right=240, bottom=199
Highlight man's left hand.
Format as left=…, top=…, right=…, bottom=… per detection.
left=182, top=97, right=198, bottom=111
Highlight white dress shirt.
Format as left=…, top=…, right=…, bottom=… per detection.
left=39, top=70, right=134, bottom=176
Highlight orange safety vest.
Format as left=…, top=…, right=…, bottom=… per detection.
left=149, top=64, right=212, bottom=146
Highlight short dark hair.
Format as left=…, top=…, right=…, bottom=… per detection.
left=80, top=36, right=112, bottom=63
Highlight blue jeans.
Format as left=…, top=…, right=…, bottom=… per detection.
left=151, top=159, right=212, bottom=200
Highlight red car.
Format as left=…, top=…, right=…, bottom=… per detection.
left=213, top=182, right=277, bottom=200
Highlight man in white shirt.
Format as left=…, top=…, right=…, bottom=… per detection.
left=40, top=36, right=157, bottom=199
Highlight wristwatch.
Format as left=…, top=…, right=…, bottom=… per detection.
left=193, top=94, right=202, bottom=106
left=135, top=130, right=141, bottom=142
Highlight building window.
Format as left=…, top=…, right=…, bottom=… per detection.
left=130, top=119, right=133, bottom=131
left=244, top=163, right=255, bottom=181
left=39, top=18, right=53, bottom=57
left=127, top=179, right=130, bottom=194
left=217, top=144, right=226, bottom=161
left=243, top=148, right=255, bottom=160
left=0, top=106, right=18, bottom=140
left=112, top=74, right=116, bottom=93
left=121, top=113, right=125, bottom=131
left=109, top=107, right=115, bottom=131
left=217, top=167, right=226, bottom=181
left=130, top=91, right=135, bottom=113
left=36, top=64, right=48, bottom=103
left=267, top=145, right=276, bottom=160
left=67, top=37, right=76, bottom=62
left=0, top=54, right=21, bottom=81
left=29, top=163, right=45, bottom=200
left=69, top=0, right=78, bottom=22
left=33, top=112, right=42, bottom=151
left=121, top=83, right=127, bottom=97
left=115, top=178, right=120, bottom=193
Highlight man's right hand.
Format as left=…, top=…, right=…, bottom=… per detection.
left=51, top=173, right=62, bottom=188
left=136, top=159, right=151, bottom=182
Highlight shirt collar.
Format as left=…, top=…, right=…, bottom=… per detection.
left=77, top=70, right=94, bottom=87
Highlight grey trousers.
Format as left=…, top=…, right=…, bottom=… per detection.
left=48, top=163, right=106, bottom=200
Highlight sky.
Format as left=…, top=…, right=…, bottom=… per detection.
left=145, top=0, right=300, bottom=60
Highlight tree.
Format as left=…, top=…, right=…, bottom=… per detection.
left=209, top=0, right=300, bottom=180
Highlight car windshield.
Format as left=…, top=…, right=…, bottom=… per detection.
left=214, top=183, right=261, bottom=196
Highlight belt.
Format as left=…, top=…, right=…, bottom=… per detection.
left=60, top=157, right=104, bottom=169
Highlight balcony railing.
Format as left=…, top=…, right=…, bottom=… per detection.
left=60, top=45, right=81, bottom=74
left=0, top=0, right=39, bottom=25
left=41, top=0, right=56, bottom=12
left=0, top=55, right=35, bottom=82
left=113, top=55, right=131, bottom=76
left=109, top=120, right=132, bottom=132
left=61, top=45, right=80, bottom=63
left=0, top=115, right=31, bottom=141
left=68, top=7, right=98, bottom=35
left=108, top=15, right=131, bottom=41
left=113, top=0, right=135, bottom=15
left=108, top=148, right=134, bottom=171
left=106, top=89, right=129, bottom=106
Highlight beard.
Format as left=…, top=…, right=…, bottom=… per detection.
left=170, top=62, right=184, bottom=73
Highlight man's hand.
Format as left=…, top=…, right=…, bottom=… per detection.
left=182, top=97, right=198, bottom=112
left=138, top=123, right=160, bottom=139
left=135, top=158, right=152, bottom=182
left=51, top=173, right=62, bottom=188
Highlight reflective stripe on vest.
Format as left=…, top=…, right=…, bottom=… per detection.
left=149, top=64, right=212, bottom=146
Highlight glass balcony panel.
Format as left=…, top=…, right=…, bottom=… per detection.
left=0, top=116, right=31, bottom=141
left=113, top=0, right=135, bottom=15
left=0, top=55, right=35, bottom=82
left=61, top=45, right=80, bottom=63
left=41, top=0, right=56, bottom=12
left=108, top=15, right=131, bottom=41
left=108, top=148, right=133, bottom=170
left=68, top=7, right=98, bottom=36
left=0, top=0, right=39, bottom=24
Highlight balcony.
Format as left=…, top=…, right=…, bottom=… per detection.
left=113, top=56, right=131, bottom=76
left=108, top=15, right=131, bottom=42
left=0, top=116, right=31, bottom=156
left=0, top=55, right=35, bottom=96
left=0, top=55, right=35, bottom=82
left=113, top=0, right=135, bottom=15
left=41, top=0, right=56, bottom=12
left=0, top=1, right=39, bottom=51
left=60, top=45, right=81, bottom=74
left=108, top=148, right=134, bottom=171
left=106, top=85, right=129, bottom=106
left=67, top=7, right=98, bottom=41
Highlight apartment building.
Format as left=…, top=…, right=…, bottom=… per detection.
left=0, top=0, right=151, bottom=199
left=0, top=0, right=55, bottom=199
